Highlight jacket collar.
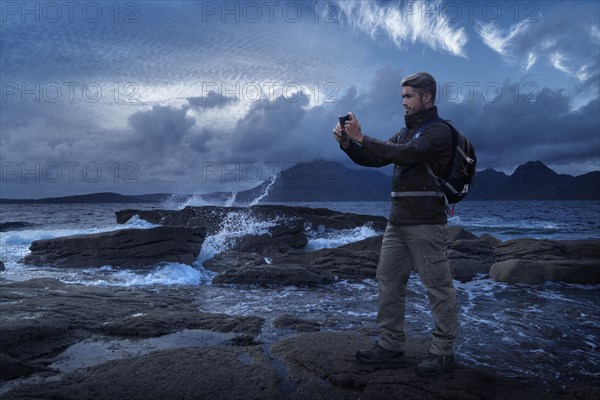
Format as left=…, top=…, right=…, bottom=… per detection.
left=405, top=106, right=439, bottom=130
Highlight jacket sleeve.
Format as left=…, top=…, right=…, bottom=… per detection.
left=361, top=123, right=451, bottom=166
left=340, top=131, right=400, bottom=168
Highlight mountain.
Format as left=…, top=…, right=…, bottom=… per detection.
left=469, top=161, right=600, bottom=200
left=1, top=161, right=598, bottom=204
left=205, top=160, right=391, bottom=202
left=237, top=160, right=599, bottom=202
left=234, top=160, right=599, bottom=202
left=0, top=192, right=148, bottom=204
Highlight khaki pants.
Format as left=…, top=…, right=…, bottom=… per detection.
left=376, top=223, right=458, bottom=356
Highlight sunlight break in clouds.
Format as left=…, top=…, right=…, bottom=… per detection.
left=333, top=0, right=468, bottom=57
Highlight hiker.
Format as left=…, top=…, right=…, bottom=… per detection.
left=333, top=72, right=458, bottom=377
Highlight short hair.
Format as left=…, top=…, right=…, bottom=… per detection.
left=401, top=72, right=437, bottom=103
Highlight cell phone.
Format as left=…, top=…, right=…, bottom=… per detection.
left=338, top=114, right=352, bottom=131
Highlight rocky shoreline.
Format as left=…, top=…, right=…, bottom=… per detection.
left=17, top=205, right=600, bottom=286
left=2, top=204, right=599, bottom=399
left=1, top=278, right=599, bottom=400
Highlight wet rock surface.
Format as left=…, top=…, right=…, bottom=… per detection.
left=3, top=205, right=600, bottom=399
left=0, top=278, right=263, bottom=384
left=20, top=226, right=206, bottom=268
left=2, top=275, right=599, bottom=399
left=491, top=238, right=600, bottom=284
left=272, top=316, right=321, bottom=332
left=204, top=225, right=599, bottom=286
left=115, top=204, right=388, bottom=233
left=16, top=204, right=598, bottom=285
left=2, top=278, right=598, bottom=400
left=204, top=227, right=492, bottom=285
left=5, top=346, right=283, bottom=400
left=272, top=332, right=599, bottom=400
left=224, top=221, right=308, bottom=256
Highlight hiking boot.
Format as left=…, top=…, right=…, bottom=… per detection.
left=356, top=343, right=405, bottom=364
left=416, top=353, right=455, bottom=377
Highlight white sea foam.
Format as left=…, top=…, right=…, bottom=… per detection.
left=90, top=263, right=212, bottom=286
left=1, top=259, right=213, bottom=287
left=122, top=215, right=159, bottom=229
left=305, top=224, right=380, bottom=250
left=224, top=191, right=238, bottom=207
left=163, top=193, right=212, bottom=210
left=199, top=210, right=278, bottom=264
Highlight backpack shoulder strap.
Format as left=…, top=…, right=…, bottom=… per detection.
left=411, top=117, right=447, bottom=139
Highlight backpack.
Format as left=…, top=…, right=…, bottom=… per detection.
left=411, top=118, right=477, bottom=205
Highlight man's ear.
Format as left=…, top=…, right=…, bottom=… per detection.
left=422, top=91, right=433, bottom=105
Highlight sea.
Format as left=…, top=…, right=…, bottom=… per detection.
left=1, top=199, right=599, bottom=386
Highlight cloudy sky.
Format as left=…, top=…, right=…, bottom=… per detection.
left=1, top=0, right=599, bottom=198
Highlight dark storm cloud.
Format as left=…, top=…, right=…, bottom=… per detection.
left=127, top=105, right=196, bottom=156
left=440, top=82, right=600, bottom=171
left=192, top=66, right=598, bottom=174
left=188, top=128, right=215, bottom=154
left=230, top=94, right=310, bottom=156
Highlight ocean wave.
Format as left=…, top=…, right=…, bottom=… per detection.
left=0, top=221, right=37, bottom=232
left=305, top=224, right=381, bottom=250
left=1, top=262, right=213, bottom=287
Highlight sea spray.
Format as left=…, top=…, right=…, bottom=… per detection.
left=250, top=175, right=277, bottom=206
left=198, top=210, right=278, bottom=264
left=305, top=223, right=380, bottom=250
left=177, top=193, right=212, bottom=209
left=224, top=191, right=238, bottom=207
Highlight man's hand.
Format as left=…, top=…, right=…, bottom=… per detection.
left=333, top=122, right=350, bottom=149
left=344, top=112, right=364, bottom=143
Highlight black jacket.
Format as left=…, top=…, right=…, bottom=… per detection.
left=342, top=106, right=452, bottom=225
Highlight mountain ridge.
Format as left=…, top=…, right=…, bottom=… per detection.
left=1, top=160, right=598, bottom=203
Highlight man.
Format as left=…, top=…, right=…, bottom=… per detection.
left=332, top=72, right=458, bottom=377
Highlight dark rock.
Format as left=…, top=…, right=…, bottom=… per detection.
left=2, top=277, right=599, bottom=400
left=296, top=247, right=379, bottom=281
left=20, top=226, right=206, bottom=268
left=6, top=347, right=283, bottom=400
left=543, top=260, right=600, bottom=283
left=0, top=260, right=4, bottom=272
left=447, top=226, right=478, bottom=241
left=495, top=238, right=566, bottom=262
left=101, top=310, right=264, bottom=337
left=212, top=263, right=334, bottom=285
left=116, top=204, right=388, bottom=233
left=490, top=259, right=600, bottom=285
left=448, top=238, right=495, bottom=282
left=273, top=316, right=321, bottom=332
left=207, top=234, right=381, bottom=285
left=230, top=222, right=308, bottom=255
left=203, top=252, right=265, bottom=274
left=560, top=240, right=600, bottom=259
left=479, top=233, right=502, bottom=246
left=208, top=230, right=502, bottom=285
left=489, top=259, right=548, bottom=285
left=271, top=332, right=600, bottom=400
left=0, top=354, right=49, bottom=380
left=0, top=278, right=264, bottom=381
left=491, top=238, right=600, bottom=284
left=338, top=235, right=383, bottom=252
